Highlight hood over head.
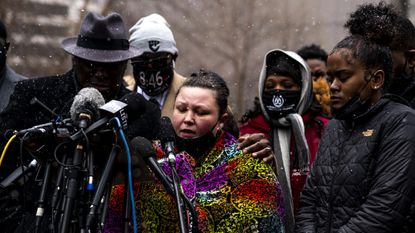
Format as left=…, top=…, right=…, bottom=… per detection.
left=258, top=49, right=313, bottom=123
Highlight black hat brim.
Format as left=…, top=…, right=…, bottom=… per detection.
left=61, top=37, right=141, bottom=63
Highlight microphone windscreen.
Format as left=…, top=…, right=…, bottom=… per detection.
left=118, top=92, right=147, bottom=120
left=131, top=136, right=156, bottom=160
left=70, top=87, right=105, bottom=122
left=121, top=93, right=161, bottom=140
left=159, top=116, right=175, bottom=144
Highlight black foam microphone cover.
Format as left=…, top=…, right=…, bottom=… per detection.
left=118, top=92, right=148, bottom=120
left=159, top=116, right=176, bottom=144
left=159, top=116, right=176, bottom=159
left=131, top=136, right=173, bottom=193
left=119, top=92, right=161, bottom=140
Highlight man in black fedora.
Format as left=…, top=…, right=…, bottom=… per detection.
left=0, top=12, right=160, bottom=233
left=0, top=11, right=141, bottom=132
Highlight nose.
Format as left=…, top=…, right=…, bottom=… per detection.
left=274, top=84, right=284, bottom=90
left=92, top=66, right=108, bottom=80
left=183, top=111, right=195, bottom=125
left=329, top=78, right=340, bottom=93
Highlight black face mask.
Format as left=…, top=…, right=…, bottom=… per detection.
left=331, top=95, right=371, bottom=120
left=175, top=121, right=221, bottom=159
left=133, top=63, right=174, bottom=96
left=176, top=131, right=218, bottom=159
left=262, top=89, right=301, bottom=119
left=332, top=74, right=373, bottom=121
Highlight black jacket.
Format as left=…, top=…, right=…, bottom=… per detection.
left=296, top=95, right=415, bottom=233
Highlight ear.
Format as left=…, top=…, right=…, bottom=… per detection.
left=406, top=49, right=415, bottom=68
left=370, top=69, right=385, bottom=90
left=218, top=112, right=229, bottom=128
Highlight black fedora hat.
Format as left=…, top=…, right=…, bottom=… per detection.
left=61, top=12, right=140, bottom=63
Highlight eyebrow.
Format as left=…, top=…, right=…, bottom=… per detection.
left=327, top=69, right=351, bottom=76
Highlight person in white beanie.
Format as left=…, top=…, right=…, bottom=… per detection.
left=128, top=13, right=277, bottom=174
left=129, top=13, right=186, bottom=119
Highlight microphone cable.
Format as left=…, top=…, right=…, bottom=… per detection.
left=110, top=117, right=137, bottom=233
left=0, top=134, right=17, bottom=167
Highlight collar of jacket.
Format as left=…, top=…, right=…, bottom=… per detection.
left=344, top=94, right=402, bottom=125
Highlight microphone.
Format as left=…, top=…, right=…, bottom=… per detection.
left=131, top=136, right=199, bottom=231
left=12, top=118, right=72, bottom=139
left=118, top=92, right=161, bottom=140
left=159, top=116, right=176, bottom=163
left=131, top=136, right=173, bottom=194
left=15, top=121, right=55, bottom=137
left=118, top=92, right=148, bottom=120
left=0, top=159, right=38, bottom=188
left=99, top=99, right=128, bottom=129
left=70, top=87, right=105, bottom=129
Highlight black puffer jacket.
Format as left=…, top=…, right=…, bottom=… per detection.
left=296, top=95, right=415, bottom=233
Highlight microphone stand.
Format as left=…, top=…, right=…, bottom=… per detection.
left=34, top=160, right=52, bottom=233
left=99, top=186, right=111, bottom=231
left=168, top=154, right=188, bottom=233
left=60, top=142, right=84, bottom=233
left=86, top=144, right=119, bottom=231
left=51, top=153, right=67, bottom=232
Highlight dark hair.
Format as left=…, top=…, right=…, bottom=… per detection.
left=390, top=16, right=415, bottom=51
left=239, top=97, right=261, bottom=123
left=297, top=44, right=328, bottom=63
left=179, top=69, right=229, bottom=116
left=0, top=19, right=7, bottom=40
left=345, top=1, right=415, bottom=52
left=267, top=54, right=302, bottom=86
left=331, top=35, right=393, bottom=89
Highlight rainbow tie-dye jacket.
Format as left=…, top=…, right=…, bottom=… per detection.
left=104, top=132, right=285, bottom=233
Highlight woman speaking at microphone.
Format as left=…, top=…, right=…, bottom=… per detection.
left=104, top=70, right=285, bottom=232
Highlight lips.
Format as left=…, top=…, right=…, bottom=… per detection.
left=179, top=129, right=196, bottom=138
left=330, top=96, right=342, bottom=105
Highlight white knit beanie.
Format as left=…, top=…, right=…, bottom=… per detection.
left=129, top=13, right=178, bottom=56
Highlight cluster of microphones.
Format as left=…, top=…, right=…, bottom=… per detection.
left=1, top=87, right=187, bottom=232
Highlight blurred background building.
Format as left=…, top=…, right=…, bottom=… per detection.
left=0, top=0, right=413, bottom=116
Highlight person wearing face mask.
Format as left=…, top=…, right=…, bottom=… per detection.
left=129, top=13, right=185, bottom=120
left=104, top=70, right=285, bottom=232
left=345, top=1, right=415, bottom=108
left=296, top=34, right=415, bottom=233
left=0, top=19, right=26, bottom=113
left=129, top=13, right=275, bottom=162
left=239, top=49, right=327, bottom=232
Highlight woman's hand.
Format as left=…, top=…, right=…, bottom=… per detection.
left=237, top=133, right=274, bottom=163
